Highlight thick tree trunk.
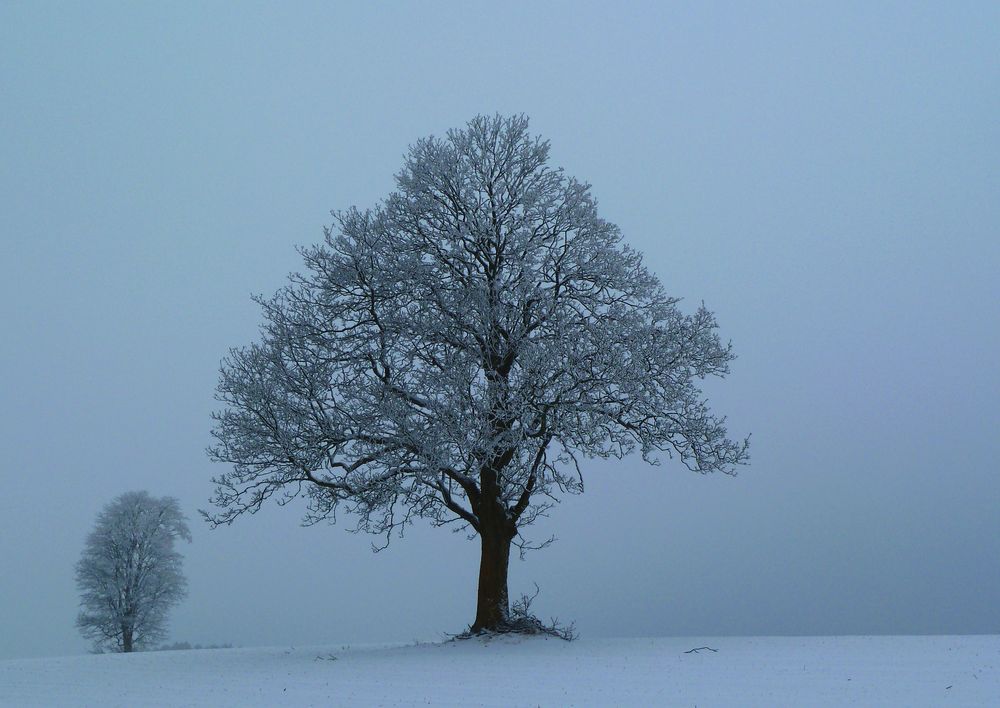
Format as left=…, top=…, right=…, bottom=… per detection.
left=122, top=625, right=133, bottom=653
left=471, top=520, right=514, bottom=632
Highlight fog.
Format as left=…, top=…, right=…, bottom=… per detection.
left=1, top=2, right=997, bottom=660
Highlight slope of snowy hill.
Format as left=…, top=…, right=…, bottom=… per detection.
left=1, top=634, right=997, bottom=707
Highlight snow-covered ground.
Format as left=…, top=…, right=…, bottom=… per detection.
left=1, top=635, right=997, bottom=707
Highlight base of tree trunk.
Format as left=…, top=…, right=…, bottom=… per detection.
left=458, top=608, right=577, bottom=641
left=462, top=582, right=577, bottom=641
left=460, top=582, right=577, bottom=640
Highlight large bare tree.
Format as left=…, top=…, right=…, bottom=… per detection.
left=207, top=115, right=748, bottom=633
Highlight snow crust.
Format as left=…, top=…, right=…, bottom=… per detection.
left=1, top=635, right=997, bottom=706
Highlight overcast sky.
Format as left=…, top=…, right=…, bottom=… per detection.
left=2, top=1, right=998, bottom=660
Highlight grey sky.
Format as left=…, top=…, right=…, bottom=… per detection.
left=1, top=1, right=998, bottom=660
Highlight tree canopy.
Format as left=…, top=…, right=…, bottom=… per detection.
left=208, top=114, right=748, bottom=632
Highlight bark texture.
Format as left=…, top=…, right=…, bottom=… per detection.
left=472, top=521, right=515, bottom=631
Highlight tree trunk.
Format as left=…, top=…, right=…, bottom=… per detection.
left=471, top=520, right=514, bottom=632
left=122, top=625, right=133, bottom=653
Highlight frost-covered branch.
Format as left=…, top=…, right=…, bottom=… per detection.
left=207, top=114, right=749, bottom=561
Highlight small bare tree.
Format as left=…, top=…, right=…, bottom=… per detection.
left=76, top=491, right=190, bottom=652
left=208, top=114, right=748, bottom=634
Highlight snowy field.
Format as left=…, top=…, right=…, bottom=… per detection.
left=1, top=635, right=997, bottom=707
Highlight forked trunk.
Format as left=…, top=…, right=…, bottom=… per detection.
left=471, top=521, right=513, bottom=632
